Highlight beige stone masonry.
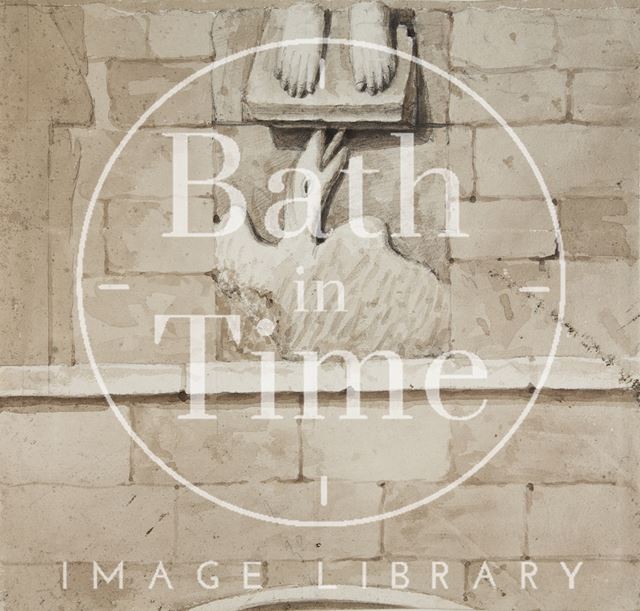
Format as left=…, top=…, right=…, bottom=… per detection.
left=475, top=125, right=638, bottom=199
left=266, top=559, right=467, bottom=601
left=451, top=9, right=556, bottom=70
left=300, top=394, right=451, bottom=483
left=528, top=484, right=640, bottom=556
left=384, top=483, right=527, bottom=557
left=176, top=482, right=383, bottom=560
left=450, top=200, right=556, bottom=260
left=74, top=275, right=216, bottom=364
left=107, top=60, right=214, bottom=129
left=466, top=559, right=640, bottom=610
left=1, top=485, right=176, bottom=562
left=559, top=197, right=638, bottom=259
left=130, top=397, right=300, bottom=485
left=148, top=10, right=216, bottom=59
left=554, top=8, right=639, bottom=69
left=572, top=70, right=639, bottom=124
left=450, top=391, right=640, bottom=485
left=450, top=70, right=566, bottom=125
left=0, top=405, right=131, bottom=486
left=105, top=198, right=216, bottom=273
left=83, top=5, right=148, bottom=59
left=1, top=562, right=252, bottom=611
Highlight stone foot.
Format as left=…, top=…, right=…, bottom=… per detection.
left=274, top=2, right=325, bottom=98
left=349, top=0, right=396, bottom=95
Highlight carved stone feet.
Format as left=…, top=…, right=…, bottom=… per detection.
left=349, top=0, right=397, bottom=95
left=274, top=1, right=325, bottom=97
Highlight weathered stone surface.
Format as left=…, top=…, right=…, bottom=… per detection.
left=559, top=197, right=638, bottom=259
left=0, top=405, right=130, bottom=486
left=450, top=70, right=566, bottom=124
left=83, top=5, right=148, bottom=59
left=131, top=396, right=300, bottom=484
left=451, top=9, right=555, bottom=70
left=176, top=482, right=383, bottom=560
left=207, top=127, right=460, bottom=360
left=30, top=6, right=92, bottom=124
left=53, top=129, right=112, bottom=278
left=49, top=7, right=90, bottom=74
left=5, top=558, right=637, bottom=611
left=452, top=259, right=639, bottom=360
left=326, top=126, right=473, bottom=278
left=148, top=10, right=215, bottom=59
left=124, top=124, right=472, bottom=282
left=0, top=364, right=184, bottom=397
left=74, top=274, right=216, bottom=364
left=1, top=562, right=251, bottom=611
left=0, top=123, right=50, bottom=365
left=107, top=60, right=214, bottom=128
left=541, top=356, right=640, bottom=391
left=451, top=392, right=640, bottom=485
left=0, top=6, right=28, bottom=125
left=4, top=8, right=640, bottom=605
left=49, top=128, right=112, bottom=337
left=211, top=9, right=266, bottom=122
left=214, top=216, right=449, bottom=360
left=528, top=484, right=640, bottom=556
left=384, top=484, right=526, bottom=557
left=301, top=394, right=451, bottom=482
left=213, top=125, right=471, bottom=265
left=414, top=9, right=450, bottom=125
left=58, top=127, right=216, bottom=277
left=73, top=128, right=215, bottom=202
left=450, top=260, right=560, bottom=359
left=466, top=560, right=640, bottom=611
left=3, top=356, right=634, bottom=398
left=106, top=198, right=216, bottom=273
left=206, top=122, right=469, bottom=362
left=50, top=129, right=82, bottom=364
left=266, top=559, right=466, bottom=600
left=563, top=259, right=639, bottom=359
left=475, top=125, right=639, bottom=198
left=54, top=127, right=223, bottom=363
left=450, top=200, right=556, bottom=260
left=1, top=485, right=175, bottom=562
left=54, top=127, right=169, bottom=275
left=572, top=70, right=640, bottom=123
left=0, top=6, right=92, bottom=366
left=555, top=9, right=640, bottom=69
left=86, top=61, right=115, bottom=130
left=1, top=6, right=93, bottom=125
left=204, top=124, right=299, bottom=245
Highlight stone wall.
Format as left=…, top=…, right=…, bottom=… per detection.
left=1, top=2, right=639, bottom=609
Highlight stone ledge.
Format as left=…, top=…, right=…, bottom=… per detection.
left=0, top=365, right=183, bottom=398
left=0, top=357, right=636, bottom=397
